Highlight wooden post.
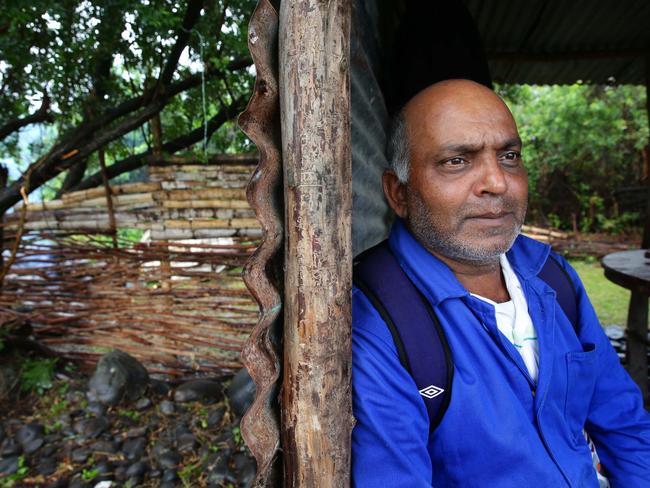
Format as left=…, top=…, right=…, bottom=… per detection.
left=627, top=291, right=649, bottom=401
left=0, top=165, right=7, bottom=273
left=279, top=1, right=353, bottom=486
left=643, top=55, right=650, bottom=249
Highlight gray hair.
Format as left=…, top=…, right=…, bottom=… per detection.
left=386, top=109, right=410, bottom=183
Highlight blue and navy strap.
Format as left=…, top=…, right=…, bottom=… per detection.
left=353, top=240, right=453, bottom=432
left=538, top=254, right=579, bottom=333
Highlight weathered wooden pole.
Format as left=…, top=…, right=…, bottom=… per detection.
left=279, top=1, right=353, bottom=486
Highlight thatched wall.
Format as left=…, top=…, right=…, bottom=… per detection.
left=0, top=159, right=261, bottom=377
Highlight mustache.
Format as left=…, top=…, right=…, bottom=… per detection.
left=460, top=196, right=526, bottom=218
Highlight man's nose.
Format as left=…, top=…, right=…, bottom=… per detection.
left=475, top=157, right=507, bottom=195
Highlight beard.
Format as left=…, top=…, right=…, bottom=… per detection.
left=406, top=189, right=527, bottom=266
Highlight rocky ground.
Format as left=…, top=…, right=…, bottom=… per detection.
left=0, top=350, right=256, bottom=487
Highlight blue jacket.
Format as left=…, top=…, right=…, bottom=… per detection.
left=352, top=219, right=650, bottom=487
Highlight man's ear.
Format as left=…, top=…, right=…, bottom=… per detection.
left=382, top=170, right=408, bottom=218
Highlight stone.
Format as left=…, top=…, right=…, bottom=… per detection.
left=41, top=444, right=58, bottom=457
left=66, top=390, right=86, bottom=403
left=158, top=450, right=182, bottom=470
left=71, top=447, right=91, bottom=463
left=0, top=456, right=20, bottom=476
left=204, top=452, right=236, bottom=485
left=95, top=460, right=112, bottom=474
left=73, top=416, right=109, bottom=439
left=87, top=350, right=149, bottom=406
left=125, top=460, right=149, bottom=478
left=113, top=464, right=127, bottom=481
left=93, top=482, right=113, bottom=488
left=160, top=482, right=176, bottom=488
left=36, top=456, right=58, bottom=476
left=1, top=437, right=22, bottom=457
left=151, top=441, right=170, bottom=459
left=174, top=424, right=191, bottom=438
left=227, top=368, right=256, bottom=417
left=46, top=479, right=68, bottom=488
left=125, top=426, right=147, bottom=438
left=16, top=422, right=44, bottom=447
left=23, top=437, right=44, bottom=454
left=177, top=432, right=197, bottom=453
left=91, top=439, right=118, bottom=454
left=173, top=379, right=223, bottom=404
left=122, top=437, right=146, bottom=461
left=159, top=400, right=175, bottom=415
left=87, top=402, right=107, bottom=416
left=162, top=469, right=179, bottom=482
left=134, top=397, right=151, bottom=410
left=233, top=452, right=257, bottom=488
left=0, top=363, right=18, bottom=397
left=150, top=379, right=171, bottom=396
left=207, top=407, right=225, bottom=428
left=68, top=478, right=88, bottom=488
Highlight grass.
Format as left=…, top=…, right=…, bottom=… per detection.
left=568, top=258, right=631, bottom=327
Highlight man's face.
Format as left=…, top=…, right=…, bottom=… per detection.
left=387, top=82, right=528, bottom=265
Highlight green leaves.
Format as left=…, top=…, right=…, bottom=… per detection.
left=19, top=357, right=58, bottom=395
left=1, top=0, right=256, bottom=197
left=497, top=83, right=648, bottom=232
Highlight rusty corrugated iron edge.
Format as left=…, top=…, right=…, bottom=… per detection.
left=237, top=1, right=283, bottom=486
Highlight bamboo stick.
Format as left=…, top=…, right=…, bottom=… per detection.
left=162, top=199, right=250, bottom=209
left=60, top=182, right=161, bottom=204
left=164, top=218, right=260, bottom=229
left=159, top=188, right=247, bottom=201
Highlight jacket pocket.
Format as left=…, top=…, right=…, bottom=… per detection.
left=564, top=343, right=598, bottom=443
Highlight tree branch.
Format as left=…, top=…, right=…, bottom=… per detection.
left=158, top=0, right=206, bottom=88
left=0, top=0, right=251, bottom=215
left=68, top=95, right=248, bottom=193
left=0, top=94, right=52, bottom=141
left=0, top=59, right=251, bottom=215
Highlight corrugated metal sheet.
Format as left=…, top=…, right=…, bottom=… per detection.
left=351, top=0, right=392, bottom=256
left=463, top=0, right=650, bottom=84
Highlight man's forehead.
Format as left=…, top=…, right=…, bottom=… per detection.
left=403, top=80, right=518, bottom=147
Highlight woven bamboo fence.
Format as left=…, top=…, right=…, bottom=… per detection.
left=0, top=157, right=261, bottom=377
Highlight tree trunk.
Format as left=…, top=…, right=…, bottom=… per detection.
left=279, top=1, right=352, bottom=486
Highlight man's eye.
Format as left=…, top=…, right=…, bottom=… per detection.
left=444, top=157, right=466, bottom=166
left=502, top=151, right=521, bottom=161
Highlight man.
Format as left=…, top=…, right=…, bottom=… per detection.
left=351, top=79, right=650, bottom=487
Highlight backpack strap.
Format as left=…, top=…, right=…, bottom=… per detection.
left=537, top=254, right=579, bottom=333
left=353, top=240, right=579, bottom=434
left=353, top=240, right=453, bottom=432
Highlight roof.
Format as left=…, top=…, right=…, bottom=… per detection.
left=463, top=0, right=650, bottom=85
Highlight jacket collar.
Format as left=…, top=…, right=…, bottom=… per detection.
left=387, top=218, right=552, bottom=306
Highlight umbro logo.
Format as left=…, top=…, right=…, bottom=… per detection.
left=419, top=385, right=445, bottom=399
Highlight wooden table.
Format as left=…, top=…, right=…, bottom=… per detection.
left=602, top=249, right=650, bottom=401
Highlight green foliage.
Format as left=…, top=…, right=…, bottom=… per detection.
left=496, top=83, right=648, bottom=233
left=81, top=467, right=100, bottom=481
left=44, top=420, right=63, bottom=435
left=117, top=408, right=141, bottom=421
left=231, top=425, right=242, bottom=446
left=49, top=398, right=69, bottom=416
left=0, top=456, right=29, bottom=487
left=178, top=457, right=205, bottom=487
left=1, top=0, right=256, bottom=198
left=20, top=357, right=58, bottom=395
